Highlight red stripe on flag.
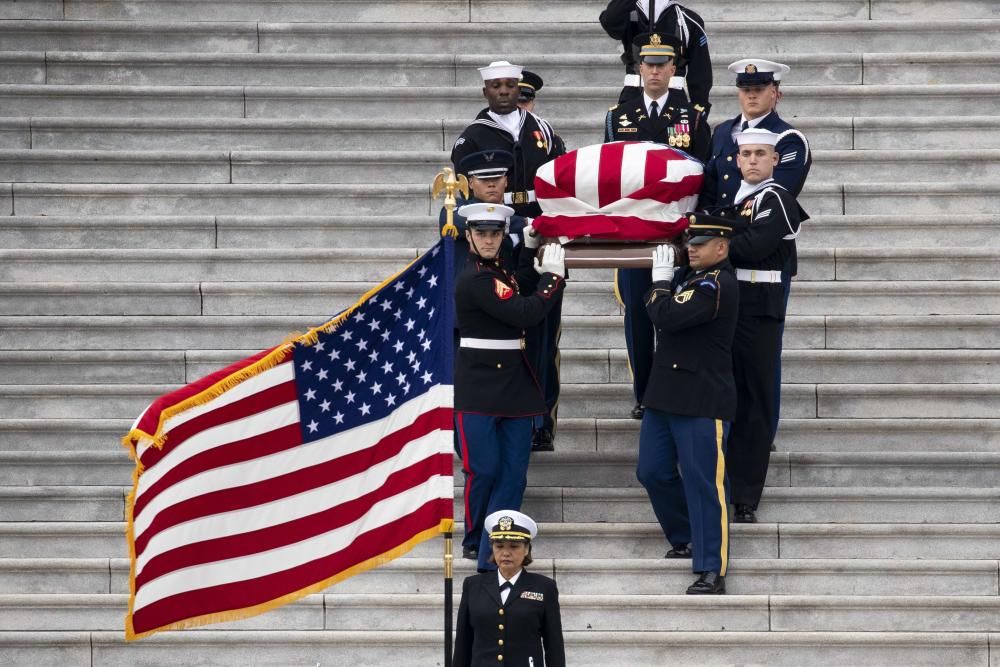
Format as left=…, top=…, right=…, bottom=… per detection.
left=643, top=147, right=669, bottom=184
left=531, top=214, right=689, bottom=241
left=628, top=172, right=705, bottom=204
left=131, top=349, right=285, bottom=440
left=134, top=407, right=453, bottom=558
left=552, top=147, right=578, bottom=198
left=136, top=451, right=452, bottom=588
left=130, top=499, right=450, bottom=636
left=597, top=142, right=626, bottom=209
left=134, top=422, right=302, bottom=523
left=138, top=380, right=299, bottom=481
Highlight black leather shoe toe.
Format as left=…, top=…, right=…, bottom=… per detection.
left=686, top=571, right=726, bottom=595
left=733, top=504, right=757, bottom=523
left=630, top=403, right=645, bottom=420
left=531, top=429, right=554, bottom=452
left=664, top=545, right=692, bottom=559
left=461, top=546, right=478, bottom=560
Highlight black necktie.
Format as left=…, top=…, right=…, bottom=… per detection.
left=499, top=581, right=512, bottom=592
left=740, top=119, right=750, bottom=131
left=649, top=101, right=659, bottom=121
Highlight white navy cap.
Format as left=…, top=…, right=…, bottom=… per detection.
left=457, top=202, right=515, bottom=231
left=479, top=60, right=523, bottom=81
left=486, top=509, right=537, bottom=541
left=734, top=127, right=780, bottom=146
left=728, top=58, right=791, bottom=86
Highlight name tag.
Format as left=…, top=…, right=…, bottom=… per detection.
left=618, top=127, right=638, bottom=133
left=520, top=591, right=544, bottom=602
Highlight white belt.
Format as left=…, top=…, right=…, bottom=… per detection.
left=735, top=269, right=783, bottom=284
left=623, top=74, right=641, bottom=87
left=503, top=190, right=536, bottom=205
left=461, top=337, right=523, bottom=350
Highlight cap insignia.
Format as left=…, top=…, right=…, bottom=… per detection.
left=745, top=64, right=758, bottom=73
left=499, top=516, right=513, bottom=531
left=650, top=33, right=662, bottom=46
left=486, top=206, right=495, bottom=212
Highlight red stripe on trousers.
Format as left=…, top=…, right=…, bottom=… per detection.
left=455, top=412, right=474, bottom=534
left=597, top=142, right=626, bottom=209
left=130, top=499, right=450, bottom=635
left=136, top=452, right=452, bottom=588
left=134, top=407, right=452, bottom=558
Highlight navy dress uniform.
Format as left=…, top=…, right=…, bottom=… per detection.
left=599, top=0, right=712, bottom=109
left=637, top=217, right=739, bottom=595
left=604, top=32, right=711, bottom=419
left=451, top=61, right=565, bottom=219
left=518, top=70, right=567, bottom=155
left=453, top=511, right=565, bottom=667
left=708, top=129, right=808, bottom=523
left=453, top=203, right=566, bottom=570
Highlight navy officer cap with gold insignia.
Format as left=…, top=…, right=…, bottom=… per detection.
left=633, top=32, right=683, bottom=65
left=518, top=70, right=543, bottom=103
left=458, top=149, right=514, bottom=180
left=457, top=202, right=515, bottom=232
left=685, top=212, right=745, bottom=244
left=486, top=509, right=537, bottom=542
left=729, top=58, right=791, bottom=88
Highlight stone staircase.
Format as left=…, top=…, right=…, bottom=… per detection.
left=2, top=0, right=999, bottom=664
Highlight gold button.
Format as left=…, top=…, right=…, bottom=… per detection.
left=723, top=174, right=729, bottom=180
left=722, top=193, right=728, bottom=199
left=499, top=624, right=504, bottom=631
left=543, top=290, right=549, bottom=294
left=498, top=609, right=504, bottom=616
left=496, top=363, right=502, bottom=369
left=499, top=640, right=504, bottom=646
left=726, top=156, right=732, bottom=162
left=672, top=363, right=678, bottom=369
left=498, top=656, right=503, bottom=662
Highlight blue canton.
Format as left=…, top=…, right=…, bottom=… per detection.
left=293, top=239, right=454, bottom=443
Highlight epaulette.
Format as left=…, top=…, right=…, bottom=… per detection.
left=693, top=104, right=706, bottom=113
left=608, top=105, right=618, bottom=111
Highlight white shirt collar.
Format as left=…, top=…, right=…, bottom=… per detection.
left=642, top=91, right=670, bottom=116
left=735, top=177, right=775, bottom=204
left=497, top=569, right=523, bottom=588
left=487, top=109, right=522, bottom=140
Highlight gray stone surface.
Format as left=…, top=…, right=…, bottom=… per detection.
left=0, top=282, right=201, bottom=316
left=0, top=119, right=30, bottom=149
left=779, top=524, right=1000, bottom=560
left=781, top=350, right=1000, bottom=384
left=774, top=418, right=1000, bottom=453
left=799, top=214, right=1000, bottom=248
left=788, top=281, right=1000, bottom=315
left=0, top=631, right=90, bottom=667
left=0, top=215, right=216, bottom=249
left=771, top=595, right=1000, bottom=632
left=0, top=84, right=245, bottom=118
left=826, top=315, right=1000, bottom=349
left=845, top=181, right=1000, bottom=214
left=0, top=522, right=126, bottom=557
left=0, top=559, right=112, bottom=594
left=0, top=148, right=231, bottom=184
left=0, top=451, right=131, bottom=485
left=0, top=20, right=259, bottom=53
left=818, top=383, right=1000, bottom=419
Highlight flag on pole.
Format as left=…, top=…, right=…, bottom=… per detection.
left=531, top=141, right=704, bottom=241
left=123, top=238, right=455, bottom=640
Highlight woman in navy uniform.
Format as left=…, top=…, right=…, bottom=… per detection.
left=453, top=203, right=566, bottom=569
left=454, top=510, right=565, bottom=667
left=637, top=217, right=740, bottom=594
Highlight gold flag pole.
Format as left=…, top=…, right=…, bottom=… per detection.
left=432, top=166, right=469, bottom=239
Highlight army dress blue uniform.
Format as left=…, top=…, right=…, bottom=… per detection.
left=599, top=0, right=712, bottom=109
left=637, top=222, right=738, bottom=584
left=605, top=85, right=710, bottom=415
left=711, top=179, right=807, bottom=513
left=454, top=223, right=564, bottom=571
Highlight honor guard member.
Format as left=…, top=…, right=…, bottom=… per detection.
left=453, top=510, right=565, bottom=667
left=453, top=202, right=566, bottom=570
left=599, top=0, right=712, bottom=108
left=451, top=60, right=565, bottom=219
left=710, top=128, right=808, bottom=524
left=700, top=58, right=812, bottom=448
left=517, top=70, right=567, bottom=155
left=440, top=149, right=527, bottom=280
left=605, top=31, right=710, bottom=421
left=637, top=216, right=740, bottom=595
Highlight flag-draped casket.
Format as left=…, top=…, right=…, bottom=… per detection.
left=531, top=141, right=704, bottom=242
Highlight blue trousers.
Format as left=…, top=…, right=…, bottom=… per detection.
left=637, top=408, right=731, bottom=576
left=455, top=412, right=533, bottom=571
left=771, top=267, right=793, bottom=441
left=615, top=268, right=654, bottom=405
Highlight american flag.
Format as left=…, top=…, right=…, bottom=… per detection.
left=123, top=239, right=455, bottom=640
left=532, top=141, right=704, bottom=241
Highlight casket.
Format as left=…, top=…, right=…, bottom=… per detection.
left=532, top=142, right=703, bottom=268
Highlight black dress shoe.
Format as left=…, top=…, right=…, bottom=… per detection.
left=630, top=403, right=645, bottom=420
left=687, top=571, right=725, bottom=595
left=664, top=545, right=692, bottom=559
left=461, top=546, right=478, bottom=560
left=531, top=429, right=554, bottom=452
left=733, top=504, right=757, bottom=523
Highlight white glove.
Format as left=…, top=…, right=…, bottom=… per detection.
left=651, top=244, right=676, bottom=283
left=534, top=243, right=566, bottom=278
left=522, top=221, right=540, bottom=249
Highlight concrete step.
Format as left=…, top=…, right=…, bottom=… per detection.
left=14, top=277, right=979, bottom=318
left=2, top=83, right=999, bottom=122
left=9, top=592, right=999, bottom=633
left=9, top=183, right=434, bottom=216
left=0, top=149, right=232, bottom=184
left=0, top=419, right=130, bottom=452
left=547, top=487, right=1000, bottom=524
left=0, top=629, right=992, bottom=667
left=798, top=214, right=1000, bottom=247
left=786, top=281, right=1000, bottom=316
left=0, top=489, right=124, bottom=523
left=11, top=50, right=1000, bottom=88
left=4, top=19, right=999, bottom=55
left=566, top=417, right=1000, bottom=455
left=0, top=214, right=218, bottom=249
left=855, top=116, right=1000, bottom=149
left=824, top=315, right=1000, bottom=348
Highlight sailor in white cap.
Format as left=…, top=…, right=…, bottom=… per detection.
left=702, top=127, right=809, bottom=526
left=700, top=58, right=811, bottom=210
left=454, top=510, right=565, bottom=666
left=452, top=202, right=566, bottom=573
